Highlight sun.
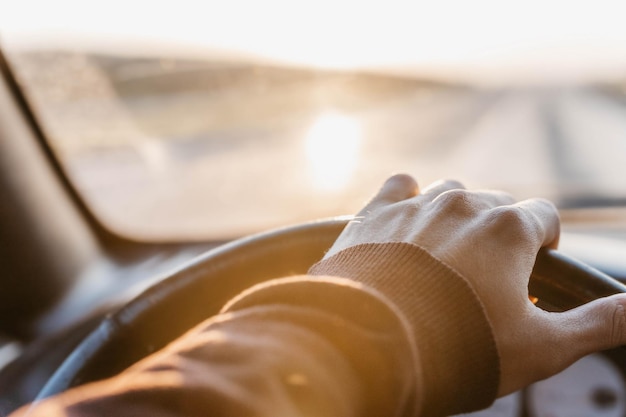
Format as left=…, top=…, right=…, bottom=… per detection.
left=304, top=112, right=362, bottom=192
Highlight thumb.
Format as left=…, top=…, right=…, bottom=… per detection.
left=539, top=294, right=626, bottom=377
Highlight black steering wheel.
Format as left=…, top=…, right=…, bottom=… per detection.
left=36, top=217, right=626, bottom=401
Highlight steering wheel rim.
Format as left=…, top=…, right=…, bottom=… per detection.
left=36, top=217, right=626, bottom=401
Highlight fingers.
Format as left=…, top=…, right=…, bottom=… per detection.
left=513, top=198, right=560, bottom=249
left=357, top=174, right=419, bottom=215
left=423, top=180, right=515, bottom=209
left=356, top=176, right=558, bottom=254
left=361, top=177, right=517, bottom=217
left=421, top=179, right=466, bottom=198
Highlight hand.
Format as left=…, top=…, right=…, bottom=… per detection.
left=326, top=174, right=626, bottom=396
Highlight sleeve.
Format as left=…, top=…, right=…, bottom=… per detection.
left=9, top=242, right=499, bottom=417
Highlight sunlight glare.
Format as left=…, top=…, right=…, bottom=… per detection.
left=304, top=113, right=362, bottom=192
left=136, top=138, right=170, bottom=173
left=6, top=0, right=626, bottom=82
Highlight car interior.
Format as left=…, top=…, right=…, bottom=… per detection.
left=3, top=3, right=626, bottom=416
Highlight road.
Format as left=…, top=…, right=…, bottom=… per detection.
left=54, top=86, right=625, bottom=239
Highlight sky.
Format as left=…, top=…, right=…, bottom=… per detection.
left=3, top=0, right=626, bottom=83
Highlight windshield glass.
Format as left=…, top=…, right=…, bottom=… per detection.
left=2, top=1, right=626, bottom=240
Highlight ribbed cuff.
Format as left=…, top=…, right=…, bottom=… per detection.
left=309, top=242, right=499, bottom=416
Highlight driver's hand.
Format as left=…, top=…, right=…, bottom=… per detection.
left=325, top=174, right=626, bottom=396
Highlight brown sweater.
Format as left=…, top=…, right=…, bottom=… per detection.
left=10, top=243, right=499, bottom=417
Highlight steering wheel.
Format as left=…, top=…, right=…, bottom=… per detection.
left=36, top=217, right=626, bottom=401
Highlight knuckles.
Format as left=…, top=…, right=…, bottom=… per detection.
left=483, top=206, right=541, bottom=246
left=430, top=189, right=478, bottom=216
left=485, top=206, right=531, bottom=229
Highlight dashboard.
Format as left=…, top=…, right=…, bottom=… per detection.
left=458, top=351, right=626, bottom=417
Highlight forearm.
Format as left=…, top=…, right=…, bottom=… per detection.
left=11, top=243, right=499, bottom=417
left=10, top=278, right=419, bottom=417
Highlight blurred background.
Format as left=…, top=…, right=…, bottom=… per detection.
left=2, top=0, right=626, bottom=239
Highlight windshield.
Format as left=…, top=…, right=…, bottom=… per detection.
left=2, top=1, right=626, bottom=240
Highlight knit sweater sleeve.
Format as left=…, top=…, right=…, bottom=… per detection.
left=308, top=242, right=500, bottom=415
left=9, top=242, right=499, bottom=417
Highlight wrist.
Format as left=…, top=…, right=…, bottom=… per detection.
left=309, top=242, right=500, bottom=416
